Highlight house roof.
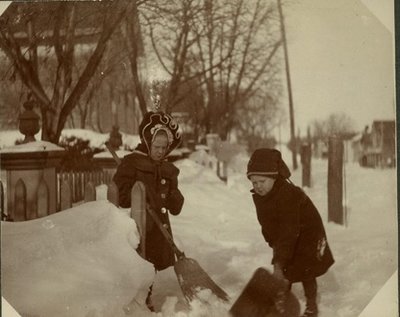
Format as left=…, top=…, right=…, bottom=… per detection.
left=371, top=120, right=396, bottom=142
left=371, top=120, right=395, bottom=132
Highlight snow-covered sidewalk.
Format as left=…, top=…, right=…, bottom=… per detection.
left=1, top=157, right=397, bottom=316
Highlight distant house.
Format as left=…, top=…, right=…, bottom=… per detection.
left=346, top=133, right=362, bottom=163
left=313, top=140, right=328, bottom=159
left=359, top=120, right=396, bottom=168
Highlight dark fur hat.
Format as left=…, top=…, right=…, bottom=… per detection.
left=138, top=111, right=182, bottom=155
left=247, top=148, right=291, bottom=179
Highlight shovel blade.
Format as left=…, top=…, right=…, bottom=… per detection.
left=230, top=268, right=300, bottom=317
left=174, top=256, right=229, bottom=302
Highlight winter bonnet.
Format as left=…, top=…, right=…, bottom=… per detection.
left=139, top=111, right=182, bottom=156
left=247, top=148, right=291, bottom=179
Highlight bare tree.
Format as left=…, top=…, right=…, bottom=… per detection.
left=120, top=0, right=148, bottom=116
left=139, top=0, right=207, bottom=113
left=141, top=0, right=282, bottom=140
left=311, top=112, right=357, bottom=144
left=236, top=92, right=284, bottom=152
left=193, top=0, right=282, bottom=139
left=0, top=0, right=129, bottom=143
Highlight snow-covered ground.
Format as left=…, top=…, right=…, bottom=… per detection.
left=1, top=130, right=397, bottom=317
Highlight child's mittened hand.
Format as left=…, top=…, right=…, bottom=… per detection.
left=273, top=265, right=290, bottom=314
left=273, top=264, right=285, bottom=280
left=273, top=264, right=290, bottom=289
left=274, top=289, right=287, bottom=314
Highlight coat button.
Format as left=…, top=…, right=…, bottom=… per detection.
left=163, top=224, right=169, bottom=229
left=161, top=207, right=167, bottom=214
left=161, top=179, right=166, bottom=185
left=161, top=193, right=166, bottom=199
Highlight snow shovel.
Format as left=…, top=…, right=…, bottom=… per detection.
left=106, top=144, right=229, bottom=303
left=147, top=200, right=228, bottom=302
left=145, top=201, right=229, bottom=302
left=230, top=268, right=300, bottom=317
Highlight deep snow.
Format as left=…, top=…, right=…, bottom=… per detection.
left=0, top=132, right=397, bottom=317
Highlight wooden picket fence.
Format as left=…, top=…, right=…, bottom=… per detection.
left=57, top=169, right=114, bottom=205
left=0, top=169, right=117, bottom=222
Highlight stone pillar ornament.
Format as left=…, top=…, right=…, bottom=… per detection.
left=108, top=125, right=123, bottom=151
left=19, top=98, right=40, bottom=143
left=150, top=79, right=168, bottom=112
left=152, top=94, right=161, bottom=112
left=94, top=126, right=131, bottom=181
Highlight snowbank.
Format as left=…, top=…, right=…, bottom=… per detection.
left=1, top=201, right=154, bottom=317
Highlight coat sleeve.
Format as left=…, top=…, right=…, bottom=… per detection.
left=272, top=188, right=302, bottom=267
left=166, top=170, right=184, bottom=215
left=112, top=158, right=137, bottom=208
left=261, top=228, right=273, bottom=247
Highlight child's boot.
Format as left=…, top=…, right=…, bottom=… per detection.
left=301, top=301, right=318, bottom=317
left=301, top=278, right=318, bottom=317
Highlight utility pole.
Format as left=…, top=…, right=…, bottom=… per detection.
left=277, top=0, right=298, bottom=170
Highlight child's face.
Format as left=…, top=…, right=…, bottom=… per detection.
left=150, top=133, right=168, bottom=161
left=249, top=175, right=276, bottom=196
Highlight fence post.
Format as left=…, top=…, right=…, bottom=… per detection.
left=107, top=182, right=119, bottom=207
left=57, top=172, right=61, bottom=212
left=217, top=161, right=228, bottom=183
left=0, top=180, right=7, bottom=221
left=328, top=136, right=344, bottom=225
left=100, top=170, right=105, bottom=185
left=76, top=172, right=81, bottom=201
left=301, top=143, right=312, bottom=187
left=67, top=172, right=72, bottom=202
left=60, top=179, right=72, bottom=211
left=81, top=171, right=85, bottom=201
left=84, top=181, right=96, bottom=202
left=37, top=178, right=49, bottom=218
left=14, top=179, right=27, bottom=221
left=73, top=172, right=78, bottom=202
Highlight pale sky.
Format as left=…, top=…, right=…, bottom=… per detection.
left=0, top=1, right=395, bottom=140
left=279, top=0, right=395, bottom=140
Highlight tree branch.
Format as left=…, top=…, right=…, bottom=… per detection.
left=56, top=0, right=129, bottom=141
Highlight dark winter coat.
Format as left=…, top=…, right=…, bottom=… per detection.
left=252, top=177, right=334, bottom=282
left=113, top=150, right=184, bottom=271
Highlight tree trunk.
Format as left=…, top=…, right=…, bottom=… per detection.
left=124, top=2, right=147, bottom=116
left=55, top=0, right=128, bottom=142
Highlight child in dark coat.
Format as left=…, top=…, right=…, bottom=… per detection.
left=247, top=148, right=334, bottom=317
left=113, top=111, right=184, bottom=311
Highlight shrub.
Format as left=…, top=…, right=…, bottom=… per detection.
left=59, top=136, right=102, bottom=171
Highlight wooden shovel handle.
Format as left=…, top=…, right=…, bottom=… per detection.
left=146, top=204, right=185, bottom=259
left=105, top=142, right=122, bottom=165
left=106, top=143, right=185, bottom=259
